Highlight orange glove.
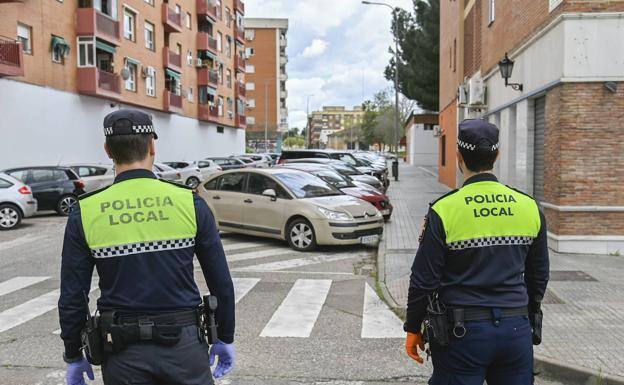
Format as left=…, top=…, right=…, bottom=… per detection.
left=405, top=331, right=426, bottom=364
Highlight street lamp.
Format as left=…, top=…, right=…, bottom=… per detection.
left=498, top=53, right=523, bottom=91
left=362, top=0, right=400, bottom=181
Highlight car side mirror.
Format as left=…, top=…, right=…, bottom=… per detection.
left=262, top=188, right=277, bottom=201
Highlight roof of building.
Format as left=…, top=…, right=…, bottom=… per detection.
left=244, top=18, right=289, bottom=29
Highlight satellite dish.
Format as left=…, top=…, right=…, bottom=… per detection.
left=120, top=68, right=131, bottom=80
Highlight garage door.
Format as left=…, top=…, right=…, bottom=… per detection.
left=533, top=97, right=546, bottom=202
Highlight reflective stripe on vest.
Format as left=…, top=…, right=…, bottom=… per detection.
left=432, top=181, right=540, bottom=250
left=79, top=178, right=197, bottom=258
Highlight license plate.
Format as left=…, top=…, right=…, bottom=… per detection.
left=360, top=235, right=379, bottom=244
left=382, top=209, right=391, bottom=215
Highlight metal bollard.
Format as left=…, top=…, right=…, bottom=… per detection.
left=392, top=160, right=399, bottom=181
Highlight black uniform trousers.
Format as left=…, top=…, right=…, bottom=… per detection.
left=102, top=326, right=214, bottom=385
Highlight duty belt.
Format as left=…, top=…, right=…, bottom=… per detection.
left=448, top=306, right=528, bottom=338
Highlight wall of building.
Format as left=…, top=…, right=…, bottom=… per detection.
left=0, top=78, right=245, bottom=168
left=245, top=26, right=278, bottom=133
left=438, top=0, right=463, bottom=109
left=438, top=101, right=457, bottom=188
left=407, top=123, right=439, bottom=166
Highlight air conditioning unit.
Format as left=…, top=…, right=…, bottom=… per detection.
left=196, top=58, right=203, bottom=67
left=468, top=76, right=485, bottom=105
left=458, top=85, right=468, bottom=104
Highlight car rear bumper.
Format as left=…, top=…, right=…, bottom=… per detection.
left=311, top=218, right=384, bottom=245
left=16, top=198, right=38, bottom=217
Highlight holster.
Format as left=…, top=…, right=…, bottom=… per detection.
left=529, top=297, right=543, bottom=345
left=81, top=314, right=104, bottom=366
left=424, top=294, right=449, bottom=347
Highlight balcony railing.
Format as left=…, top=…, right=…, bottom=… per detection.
left=198, top=68, right=219, bottom=86
left=197, top=32, right=218, bottom=54
left=198, top=104, right=219, bottom=122
left=75, top=8, right=121, bottom=45
left=237, top=82, right=246, bottom=97
left=235, top=25, right=245, bottom=43
left=196, top=0, right=217, bottom=20
left=77, top=67, right=121, bottom=100
left=170, top=93, right=182, bottom=108
left=235, top=56, right=246, bottom=72
left=163, top=49, right=182, bottom=71
left=98, top=69, right=120, bottom=93
left=234, top=0, right=245, bottom=14
left=162, top=4, right=182, bottom=33
left=236, top=114, right=247, bottom=128
left=0, top=38, right=24, bottom=77
left=164, top=90, right=183, bottom=113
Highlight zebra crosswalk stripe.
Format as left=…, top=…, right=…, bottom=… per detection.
left=233, top=278, right=260, bottom=304
left=260, top=279, right=332, bottom=338
left=0, top=289, right=60, bottom=333
left=227, top=248, right=294, bottom=262
left=361, top=282, right=404, bottom=338
left=0, top=276, right=49, bottom=297
left=222, top=241, right=267, bottom=252
left=234, top=254, right=354, bottom=272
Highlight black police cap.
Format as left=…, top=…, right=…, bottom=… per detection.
left=457, top=119, right=499, bottom=152
left=103, top=109, right=158, bottom=139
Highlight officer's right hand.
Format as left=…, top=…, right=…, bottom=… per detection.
left=209, top=340, right=236, bottom=378
left=65, top=357, right=94, bottom=385
left=405, top=332, right=426, bottom=364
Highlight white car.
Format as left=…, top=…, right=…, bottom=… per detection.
left=153, top=163, right=183, bottom=184
left=67, top=164, right=115, bottom=193
left=164, top=160, right=222, bottom=188
left=0, top=172, right=37, bottom=230
left=241, top=154, right=272, bottom=168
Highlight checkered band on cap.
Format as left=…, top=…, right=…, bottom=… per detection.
left=91, top=238, right=195, bottom=258
left=103, top=124, right=155, bottom=136
left=457, top=139, right=476, bottom=151
left=447, top=235, right=534, bottom=251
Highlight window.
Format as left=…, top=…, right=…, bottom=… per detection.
left=124, top=8, right=136, bottom=41
left=245, top=64, right=255, bottom=73
left=247, top=116, right=255, bottom=125
left=246, top=82, right=255, bottom=91
left=217, top=32, right=222, bottom=52
left=247, top=99, right=255, bottom=108
left=146, top=67, right=156, bottom=97
left=31, top=169, right=61, bottom=183
left=187, top=86, right=193, bottom=102
left=216, top=0, right=222, bottom=19
left=225, top=36, right=232, bottom=57
left=0, top=178, right=13, bottom=189
left=176, top=43, right=182, bottom=55
left=186, top=12, right=192, bottom=29
left=144, top=22, right=155, bottom=50
left=247, top=174, right=288, bottom=198
left=175, top=4, right=181, bottom=14
left=245, top=47, right=254, bottom=58
left=440, top=135, right=446, bottom=167
left=204, top=177, right=219, bottom=191
left=216, top=126, right=224, bottom=133
left=17, top=23, right=32, bottom=54
left=125, top=60, right=137, bottom=91
left=77, top=36, right=95, bottom=67
left=453, top=38, right=457, bottom=72
left=244, top=29, right=255, bottom=40
left=226, top=69, right=232, bottom=88
left=144, top=0, right=154, bottom=6
left=225, top=7, right=231, bottom=27
left=218, top=96, right=224, bottom=116
left=488, top=0, right=495, bottom=24
left=219, top=173, right=245, bottom=192
left=187, top=50, right=193, bottom=65
left=51, top=36, right=70, bottom=63
left=218, top=63, right=223, bottom=84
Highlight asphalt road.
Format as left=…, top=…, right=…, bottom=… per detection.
left=0, top=213, right=564, bottom=385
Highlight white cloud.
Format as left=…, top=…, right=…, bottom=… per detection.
left=300, top=39, right=329, bottom=58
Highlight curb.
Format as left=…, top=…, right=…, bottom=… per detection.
left=376, top=236, right=401, bottom=309
left=535, top=355, right=624, bottom=385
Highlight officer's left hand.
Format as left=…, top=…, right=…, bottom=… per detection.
left=209, top=340, right=236, bottom=378
left=65, top=357, right=94, bottom=385
left=405, top=332, right=426, bottom=364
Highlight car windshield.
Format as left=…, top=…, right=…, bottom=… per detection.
left=273, top=172, right=342, bottom=198
left=156, top=163, right=175, bottom=171
left=331, top=153, right=358, bottom=166
left=238, top=158, right=253, bottom=164
left=329, top=162, right=362, bottom=176
left=311, top=170, right=353, bottom=189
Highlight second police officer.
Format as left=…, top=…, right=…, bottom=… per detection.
left=404, top=119, right=550, bottom=385
left=58, top=109, right=236, bottom=385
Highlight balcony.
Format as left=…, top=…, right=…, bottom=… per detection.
left=197, top=32, right=218, bottom=55
left=196, top=0, right=217, bottom=21
left=237, top=81, right=246, bottom=97
left=0, top=39, right=24, bottom=77
left=280, top=72, right=288, bottom=81
left=198, top=104, right=219, bottom=123
left=197, top=68, right=219, bottom=86
left=75, top=8, right=121, bottom=46
left=235, top=56, right=246, bottom=72
left=234, top=0, right=245, bottom=15
left=162, top=48, right=182, bottom=72
left=280, top=55, right=288, bottom=66
left=235, top=25, right=245, bottom=44
left=77, top=67, right=121, bottom=100
left=163, top=90, right=183, bottom=114
left=236, top=114, right=246, bottom=129
left=280, top=37, right=287, bottom=47
left=162, top=4, right=182, bottom=33
left=280, top=89, right=288, bottom=99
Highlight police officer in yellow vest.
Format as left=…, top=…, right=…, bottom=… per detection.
left=58, top=109, right=235, bottom=385
left=404, top=119, right=549, bottom=385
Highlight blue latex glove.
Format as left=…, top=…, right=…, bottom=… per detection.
left=65, top=357, right=94, bottom=385
left=209, top=340, right=236, bottom=378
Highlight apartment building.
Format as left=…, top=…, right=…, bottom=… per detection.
left=438, top=0, right=624, bottom=254
left=0, top=0, right=247, bottom=166
left=242, top=18, right=288, bottom=151
left=309, top=106, right=364, bottom=149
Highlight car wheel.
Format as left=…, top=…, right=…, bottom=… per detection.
left=286, top=218, right=317, bottom=252
left=0, top=204, right=22, bottom=230
left=186, top=176, right=200, bottom=189
left=57, top=195, right=78, bottom=216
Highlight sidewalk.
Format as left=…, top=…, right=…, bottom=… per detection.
left=379, top=162, right=624, bottom=382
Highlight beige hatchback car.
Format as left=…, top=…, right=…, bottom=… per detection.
left=198, top=168, right=384, bottom=251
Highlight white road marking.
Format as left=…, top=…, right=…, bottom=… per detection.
left=0, top=276, right=49, bottom=297
left=47, top=281, right=99, bottom=335
left=230, top=270, right=354, bottom=276
left=228, top=248, right=294, bottom=262
left=234, top=254, right=354, bottom=272
left=0, top=289, right=61, bottom=333
left=361, top=282, right=404, bottom=338
left=222, top=241, right=268, bottom=252
left=260, top=279, right=332, bottom=338
left=233, top=277, right=260, bottom=304
left=0, top=234, right=46, bottom=252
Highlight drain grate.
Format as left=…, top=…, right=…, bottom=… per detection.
left=543, top=288, right=565, bottom=305
left=550, top=270, right=597, bottom=282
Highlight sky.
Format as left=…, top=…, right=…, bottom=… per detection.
left=244, top=0, right=414, bottom=130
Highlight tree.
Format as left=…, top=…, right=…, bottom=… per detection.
left=283, top=136, right=306, bottom=149
left=385, top=0, right=439, bottom=112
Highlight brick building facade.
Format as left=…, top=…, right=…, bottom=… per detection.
left=0, top=0, right=247, bottom=166
left=309, top=106, right=364, bottom=149
left=438, top=0, right=624, bottom=254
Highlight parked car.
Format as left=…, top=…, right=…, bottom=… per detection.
left=208, top=157, right=248, bottom=171
left=0, top=172, right=37, bottom=229
left=67, top=164, right=115, bottom=193
left=3, top=166, right=85, bottom=216
left=164, top=160, right=222, bottom=188
left=198, top=168, right=383, bottom=251
left=284, top=158, right=386, bottom=192
left=262, top=153, right=281, bottom=166
left=280, top=163, right=393, bottom=221
left=233, top=156, right=258, bottom=168
left=240, top=154, right=271, bottom=168
left=153, top=163, right=183, bottom=184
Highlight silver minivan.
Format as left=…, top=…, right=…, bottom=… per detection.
left=0, top=172, right=38, bottom=230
